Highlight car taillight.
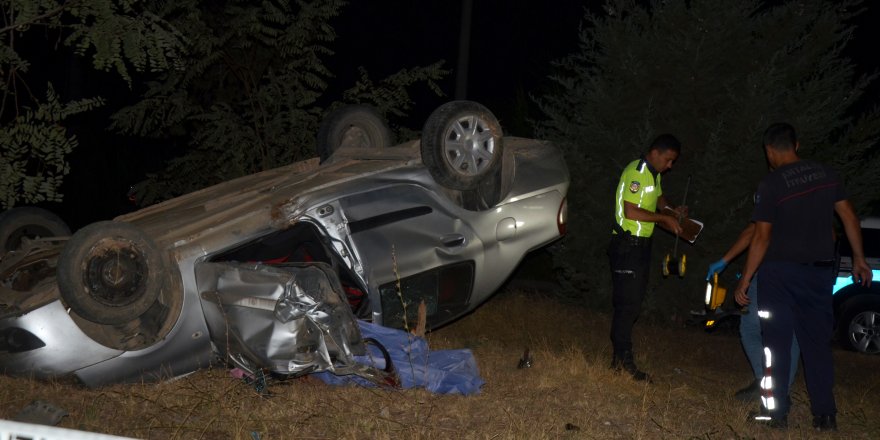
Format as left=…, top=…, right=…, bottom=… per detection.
left=557, top=197, right=568, bottom=235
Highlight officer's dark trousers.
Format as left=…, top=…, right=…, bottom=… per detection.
left=758, top=261, right=836, bottom=417
left=608, top=234, right=652, bottom=356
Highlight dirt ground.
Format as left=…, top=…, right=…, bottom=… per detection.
left=1, top=289, right=878, bottom=439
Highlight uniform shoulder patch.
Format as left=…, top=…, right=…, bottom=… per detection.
left=629, top=181, right=641, bottom=193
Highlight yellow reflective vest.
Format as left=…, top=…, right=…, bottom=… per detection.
left=614, top=158, right=662, bottom=238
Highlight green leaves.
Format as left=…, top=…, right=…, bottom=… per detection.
left=535, top=0, right=879, bottom=309
left=343, top=63, right=448, bottom=119
left=61, top=1, right=188, bottom=84
left=1, top=0, right=188, bottom=208
left=111, top=0, right=447, bottom=204
left=0, top=84, right=104, bottom=209
left=1, top=0, right=447, bottom=208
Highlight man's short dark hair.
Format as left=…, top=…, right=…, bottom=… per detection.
left=763, top=123, right=797, bottom=151
left=649, top=134, right=681, bottom=154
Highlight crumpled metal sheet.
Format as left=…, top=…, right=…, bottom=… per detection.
left=198, top=261, right=368, bottom=378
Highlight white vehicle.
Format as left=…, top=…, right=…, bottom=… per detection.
left=832, top=216, right=880, bottom=354
left=696, top=216, right=879, bottom=356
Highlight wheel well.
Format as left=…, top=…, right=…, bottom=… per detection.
left=833, top=283, right=880, bottom=318
left=835, top=288, right=880, bottom=331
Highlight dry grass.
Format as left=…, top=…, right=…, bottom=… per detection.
left=1, top=289, right=879, bottom=439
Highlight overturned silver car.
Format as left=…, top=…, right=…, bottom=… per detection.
left=0, top=101, right=569, bottom=386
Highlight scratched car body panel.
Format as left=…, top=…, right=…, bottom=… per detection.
left=0, top=101, right=569, bottom=386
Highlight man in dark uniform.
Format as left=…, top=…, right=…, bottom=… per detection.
left=734, top=123, right=872, bottom=430
left=609, top=134, right=685, bottom=381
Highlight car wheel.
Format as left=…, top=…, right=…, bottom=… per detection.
left=420, top=100, right=504, bottom=191
left=57, top=221, right=165, bottom=325
left=316, top=104, right=392, bottom=163
left=0, top=207, right=71, bottom=255
left=838, top=298, right=880, bottom=354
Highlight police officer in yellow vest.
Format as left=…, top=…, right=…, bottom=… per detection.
left=609, top=134, right=685, bottom=381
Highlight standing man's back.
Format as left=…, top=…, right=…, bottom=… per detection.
left=734, top=122, right=872, bottom=431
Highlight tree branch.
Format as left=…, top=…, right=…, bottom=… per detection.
left=0, top=0, right=85, bottom=34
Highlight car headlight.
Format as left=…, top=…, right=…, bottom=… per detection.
left=0, top=327, right=46, bottom=353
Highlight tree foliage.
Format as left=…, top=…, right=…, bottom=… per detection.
left=0, top=85, right=104, bottom=207
left=111, top=0, right=447, bottom=204
left=2, top=0, right=446, bottom=209
left=0, top=0, right=188, bottom=209
left=535, top=0, right=880, bottom=315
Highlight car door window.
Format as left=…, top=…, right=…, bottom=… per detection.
left=378, top=261, right=474, bottom=329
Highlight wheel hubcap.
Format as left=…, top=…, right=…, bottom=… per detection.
left=443, top=114, right=495, bottom=176
left=84, top=239, right=147, bottom=307
left=340, top=125, right=371, bottom=148
left=849, top=310, right=880, bottom=354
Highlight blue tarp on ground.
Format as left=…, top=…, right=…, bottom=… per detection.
left=314, top=321, right=484, bottom=395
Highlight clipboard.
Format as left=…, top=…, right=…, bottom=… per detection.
left=658, top=206, right=704, bottom=243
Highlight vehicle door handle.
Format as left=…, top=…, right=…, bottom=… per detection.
left=441, top=234, right=466, bottom=248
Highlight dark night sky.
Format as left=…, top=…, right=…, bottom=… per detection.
left=329, top=1, right=880, bottom=130
left=54, top=0, right=880, bottom=228
left=327, top=0, right=587, bottom=131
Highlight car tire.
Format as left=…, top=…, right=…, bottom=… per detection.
left=57, top=221, right=166, bottom=325
left=0, top=207, right=71, bottom=255
left=316, top=104, right=392, bottom=163
left=420, top=100, right=504, bottom=191
left=837, top=296, right=880, bottom=354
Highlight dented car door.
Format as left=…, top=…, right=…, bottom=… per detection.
left=340, top=184, right=483, bottom=329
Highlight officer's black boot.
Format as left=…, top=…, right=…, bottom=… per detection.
left=611, top=351, right=651, bottom=382
left=748, top=395, right=791, bottom=430
left=748, top=406, right=788, bottom=429
left=812, top=414, right=837, bottom=432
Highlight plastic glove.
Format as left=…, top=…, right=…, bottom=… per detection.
left=705, top=259, right=727, bottom=281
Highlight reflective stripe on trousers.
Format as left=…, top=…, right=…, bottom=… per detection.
left=757, top=261, right=836, bottom=417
